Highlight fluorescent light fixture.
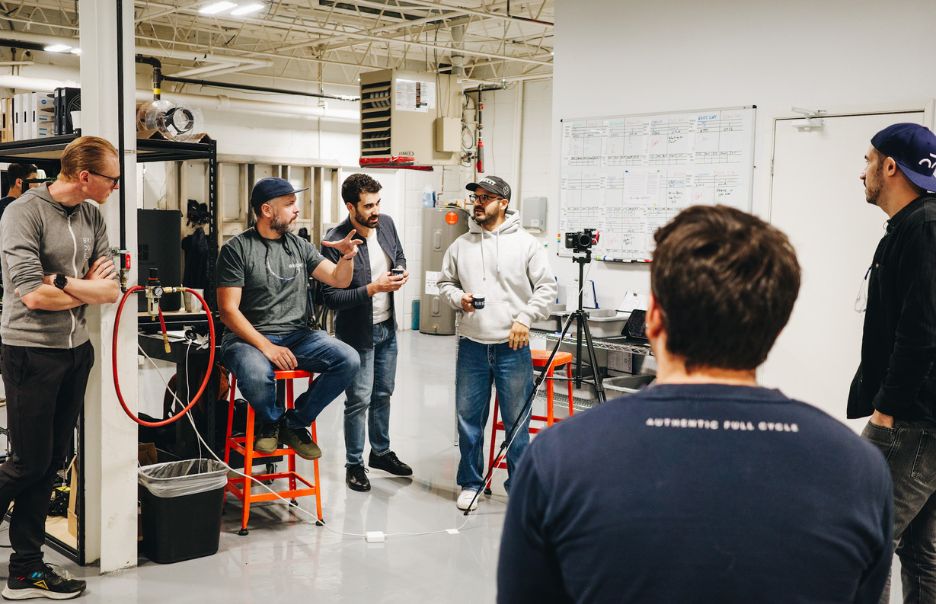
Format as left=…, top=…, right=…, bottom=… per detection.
left=43, top=44, right=72, bottom=53
left=199, top=1, right=237, bottom=15
left=231, top=2, right=265, bottom=15
left=70, top=48, right=82, bottom=55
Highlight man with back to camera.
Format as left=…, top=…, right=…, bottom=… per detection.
left=320, top=173, right=413, bottom=492
left=849, top=123, right=936, bottom=603
left=437, top=175, right=556, bottom=511
left=0, top=137, right=121, bottom=600
left=498, top=205, right=893, bottom=603
left=217, top=177, right=361, bottom=460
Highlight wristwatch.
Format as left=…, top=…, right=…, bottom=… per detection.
left=53, top=274, right=68, bottom=290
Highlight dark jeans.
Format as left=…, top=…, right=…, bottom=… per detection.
left=0, top=342, right=93, bottom=575
left=863, top=419, right=936, bottom=603
left=343, top=319, right=397, bottom=467
left=221, top=328, right=360, bottom=429
left=456, top=338, right=533, bottom=493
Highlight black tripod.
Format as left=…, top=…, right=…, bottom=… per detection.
left=465, top=247, right=606, bottom=514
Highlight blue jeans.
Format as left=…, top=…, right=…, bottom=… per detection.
left=863, top=420, right=936, bottom=604
left=344, top=319, right=397, bottom=467
left=456, top=337, right=533, bottom=492
left=221, top=328, right=360, bottom=429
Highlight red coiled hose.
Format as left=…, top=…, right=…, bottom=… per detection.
left=112, top=285, right=216, bottom=427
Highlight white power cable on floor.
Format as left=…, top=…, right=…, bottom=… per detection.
left=138, top=341, right=472, bottom=541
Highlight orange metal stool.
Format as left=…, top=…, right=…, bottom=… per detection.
left=223, top=369, right=323, bottom=535
left=485, top=350, right=575, bottom=484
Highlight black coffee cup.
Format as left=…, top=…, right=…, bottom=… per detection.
left=471, top=295, right=486, bottom=309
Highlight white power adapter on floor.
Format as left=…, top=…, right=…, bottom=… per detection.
left=365, top=531, right=386, bottom=543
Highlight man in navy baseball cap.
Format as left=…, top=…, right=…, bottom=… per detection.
left=870, top=123, right=936, bottom=193
left=250, top=177, right=309, bottom=215
left=851, top=121, right=936, bottom=600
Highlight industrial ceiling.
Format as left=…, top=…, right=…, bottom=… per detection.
left=0, top=1, right=553, bottom=94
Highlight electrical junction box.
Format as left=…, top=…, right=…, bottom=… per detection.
left=521, top=196, right=548, bottom=233
left=435, top=117, right=461, bottom=153
left=359, top=69, right=461, bottom=167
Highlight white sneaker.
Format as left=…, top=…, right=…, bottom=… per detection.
left=457, top=488, right=480, bottom=511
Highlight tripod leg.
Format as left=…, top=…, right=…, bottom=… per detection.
left=465, top=325, right=571, bottom=515
left=581, top=319, right=607, bottom=404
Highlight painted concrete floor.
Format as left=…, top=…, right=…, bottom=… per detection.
left=13, top=331, right=509, bottom=603
left=0, top=330, right=907, bottom=602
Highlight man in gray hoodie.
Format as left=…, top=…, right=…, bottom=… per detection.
left=438, top=175, right=557, bottom=511
left=0, top=136, right=120, bottom=600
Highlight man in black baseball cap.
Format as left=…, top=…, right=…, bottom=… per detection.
left=216, top=176, right=362, bottom=465
left=850, top=122, right=936, bottom=601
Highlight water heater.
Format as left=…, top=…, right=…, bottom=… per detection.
left=420, top=207, right=469, bottom=335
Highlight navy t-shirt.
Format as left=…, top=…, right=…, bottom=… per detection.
left=497, top=384, right=893, bottom=604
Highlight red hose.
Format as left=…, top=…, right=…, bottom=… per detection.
left=112, top=285, right=216, bottom=427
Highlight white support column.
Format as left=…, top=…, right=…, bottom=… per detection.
left=78, top=0, right=138, bottom=571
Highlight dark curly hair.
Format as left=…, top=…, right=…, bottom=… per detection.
left=341, top=173, right=382, bottom=206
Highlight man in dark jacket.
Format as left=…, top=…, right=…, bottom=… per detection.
left=849, top=122, right=936, bottom=603
left=321, top=174, right=412, bottom=492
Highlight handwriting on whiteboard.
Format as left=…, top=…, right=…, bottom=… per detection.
left=560, top=108, right=755, bottom=261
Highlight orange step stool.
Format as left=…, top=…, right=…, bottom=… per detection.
left=223, top=369, right=323, bottom=535
left=486, top=350, right=575, bottom=487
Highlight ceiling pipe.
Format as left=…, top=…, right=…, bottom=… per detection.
left=0, top=30, right=272, bottom=74
left=0, top=74, right=359, bottom=123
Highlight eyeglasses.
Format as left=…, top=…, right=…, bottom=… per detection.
left=469, top=193, right=501, bottom=204
left=87, top=170, right=121, bottom=188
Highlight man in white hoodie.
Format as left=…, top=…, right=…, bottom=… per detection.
left=438, top=175, right=557, bottom=511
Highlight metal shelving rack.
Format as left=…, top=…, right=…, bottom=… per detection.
left=0, top=134, right=219, bottom=306
left=0, top=133, right=219, bottom=565
left=534, top=330, right=653, bottom=356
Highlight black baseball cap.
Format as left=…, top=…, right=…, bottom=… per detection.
left=466, top=175, right=511, bottom=201
left=250, top=177, right=309, bottom=213
left=871, top=123, right=936, bottom=192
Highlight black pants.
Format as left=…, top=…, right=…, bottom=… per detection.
left=0, top=342, right=93, bottom=575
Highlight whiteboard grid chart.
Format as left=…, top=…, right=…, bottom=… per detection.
left=559, top=107, right=756, bottom=262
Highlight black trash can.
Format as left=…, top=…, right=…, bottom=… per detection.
left=139, top=459, right=227, bottom=564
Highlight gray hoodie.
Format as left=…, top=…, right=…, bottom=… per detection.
left=438, top=209, right=556, bottom=344
left=0, top=184, right=112, bottom=349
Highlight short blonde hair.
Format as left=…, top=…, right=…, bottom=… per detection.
left=58, top=136, right=118, bottom=181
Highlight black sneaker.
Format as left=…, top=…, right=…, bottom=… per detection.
left=280, top=426, right=322, bottom=460
left=346, top=464, right=371, bottom=492
left=253, top=421, right=280, bottom=454
left=369, top=450, right=413, bottom=476
left=2, top=564, right=86, bottom=600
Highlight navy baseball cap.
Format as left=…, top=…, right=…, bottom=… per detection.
left=466, top=175, right=511, bottom=201
left=871, top=123, right=936, bottom=192
left=250, top=177, right=309, bottom=213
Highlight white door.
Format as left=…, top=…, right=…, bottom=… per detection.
left=760, top=110, right=923, bottom=432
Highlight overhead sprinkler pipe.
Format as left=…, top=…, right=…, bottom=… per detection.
left=136, top=55, right=163, bottom=100
left=135, top=56, right=359, bottom=103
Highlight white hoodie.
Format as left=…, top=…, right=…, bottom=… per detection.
left=438, top=209, right=557, bottom=344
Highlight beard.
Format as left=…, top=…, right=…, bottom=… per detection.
left=473, top=206, right=494, bottom=225
left=865, top=165, right=883, bottom=206
left=354, top=210, right=378, bottom=228
left=270, top=214, right=295, bottom=235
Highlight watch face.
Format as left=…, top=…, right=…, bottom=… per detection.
left=54, top=274, right=67, bottom=289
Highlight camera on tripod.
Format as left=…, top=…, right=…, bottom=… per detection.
left=565, top=228, right=598, bottom=253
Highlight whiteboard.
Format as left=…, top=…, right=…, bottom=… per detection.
left=559, top=107, right=756, bottom=261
